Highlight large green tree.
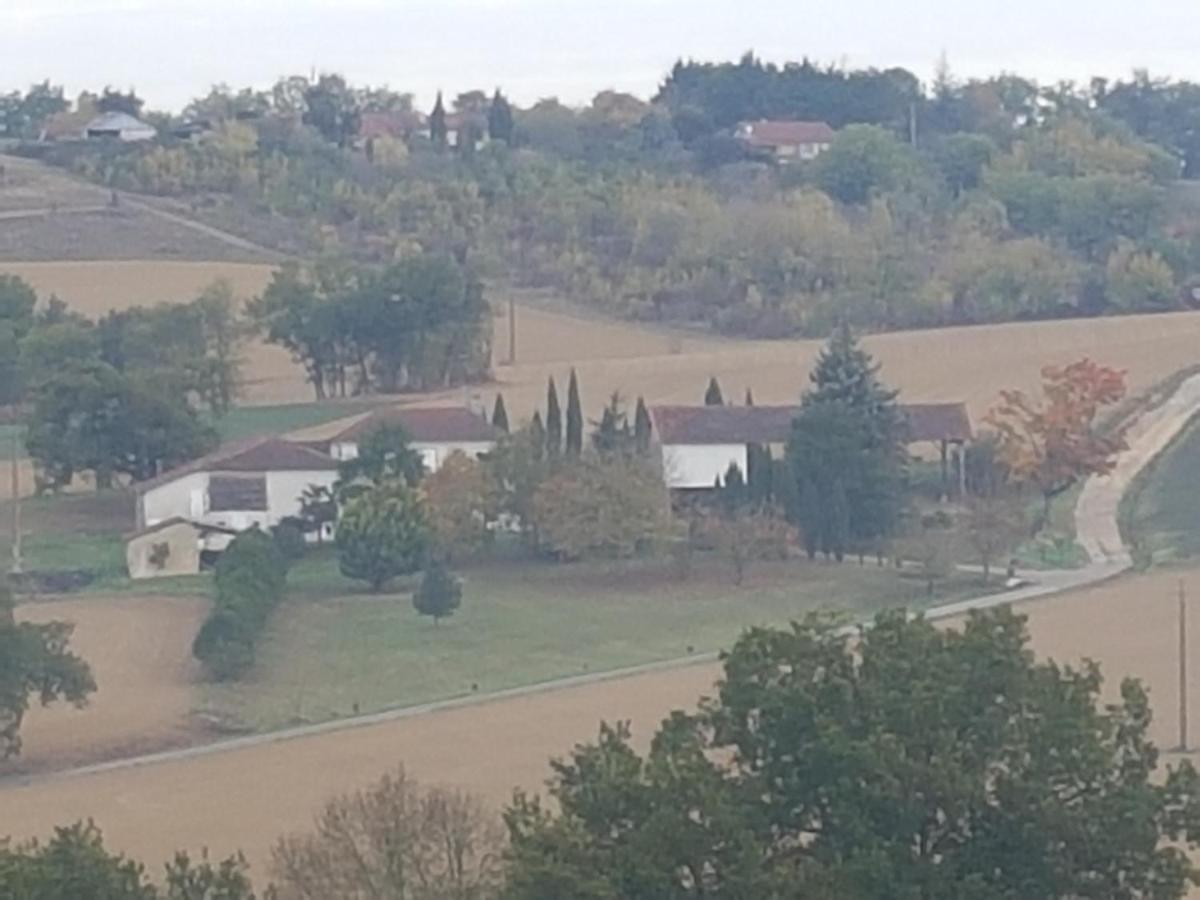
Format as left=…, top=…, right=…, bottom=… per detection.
left=0, top=581, right=95, bottom=759
left=25, top=362, right=217, bottom=490
left=336, top=480, right=432, bottom=591
left=506, top=608, right=1200, bottom=898
left=787, top=326, right=906, bottom=552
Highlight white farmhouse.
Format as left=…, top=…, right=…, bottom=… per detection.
left=323, top=406, right=500, bottom=472
left=134, top=436, right=340, bottom=535
left=84, top=111, right=158, bottom=142
left=651, top=403, right=973, bottom=493
left=735, top=120, right=836, bottom=162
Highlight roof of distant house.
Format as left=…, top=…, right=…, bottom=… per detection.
left=650, top=403, right=971, bottom=445
left=126, top=516, right=240, bottom=541
left=327, top=406, right=500, bottom=445
left=137, top=436, right=337, bottom=494
left=359, top=110, right=425, bottom=140
left=737, top=120, right=836, bottom=148
left=84, top=111, right=157, bottom=135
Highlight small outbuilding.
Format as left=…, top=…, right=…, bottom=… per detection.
left=126, top=518, right=238, bottom=580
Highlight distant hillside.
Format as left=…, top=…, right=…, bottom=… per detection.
left=0, top=157, right=275, bottom=263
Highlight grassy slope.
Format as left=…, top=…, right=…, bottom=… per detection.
left=200, top=552, right=987, bottom=732
left=1122, top=411, right=1200, bottom=565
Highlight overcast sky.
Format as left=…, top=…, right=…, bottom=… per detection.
left=5, top=0, right=1200, bottom=112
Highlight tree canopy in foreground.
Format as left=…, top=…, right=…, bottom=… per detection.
left=504, top=607, right=1200, bottom=899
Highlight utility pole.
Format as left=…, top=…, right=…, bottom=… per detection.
left=909, top=102, right=918, bottom=149
left=1180, top=580, right=1189, bottom=752
left=9, top=425, right=21, bottom=575
left=507, top=296, right=517, bottom=366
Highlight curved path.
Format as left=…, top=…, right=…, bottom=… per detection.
left=2, top=371, right=1200, bottom=873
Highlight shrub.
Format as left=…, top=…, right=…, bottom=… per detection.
left=413, top=563, right=462, bottom=624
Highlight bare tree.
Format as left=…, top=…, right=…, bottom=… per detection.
left=271, top=766, right=505, bottom=899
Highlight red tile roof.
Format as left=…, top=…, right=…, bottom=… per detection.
left=738, top=120, right=836, bottom=148
left=359, top=110, right=424, bottom=139
left=328, top=406, right=500, bottom=444
left=137, top=437, right=337, bottom=494
left=650, top=403, right=971, bottom=445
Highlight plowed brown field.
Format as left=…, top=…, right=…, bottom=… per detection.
left=2, top=568, right=1199, bottom=886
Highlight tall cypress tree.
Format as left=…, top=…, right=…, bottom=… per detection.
left=633, top=396, right=652, bottom=454
left=565, top=368, right=583, bottom=457
left=529, top=411, right=545, bottom=462
left=545, top=376, right=563, bottom=457
left=492, top=394, right=510, bottom=433
left=488, top=89, right=515, bottom=143
left=744, top=387, right=755, bottom=406
left=704, top=376, right=724, bottom=406
left=430, top=91, right=448, bottom=150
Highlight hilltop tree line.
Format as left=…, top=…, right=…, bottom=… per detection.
left=9, top=59, right=1200, bottom=337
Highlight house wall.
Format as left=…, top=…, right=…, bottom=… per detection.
left=126, top=522, right=202, bottom=580
left=266, top=470, right=339, bottom=524
left=140, top=469, right=338, bottom=532
left=140, top=472, right=209, bottom=528
left=661, top=443, right=747, bottom=489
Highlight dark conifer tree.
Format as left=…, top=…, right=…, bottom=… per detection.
left=488, top=89, right=515, bottom=143
left=492, top=394, right=510, bottom=433
left=529, top=410, right=546, bottom=462
left=430, top=91, right=448, bottom=149
left=745, top=387, right=755, bottom=406
left=545, top=377, right=563, bottom=457
left=704, top=376, right=724, bottom=406
left=633, top=396, right=652, bottom=454
left=565, top=368, right=583, bottom=457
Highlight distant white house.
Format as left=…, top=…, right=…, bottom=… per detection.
left=650, top=403, right=973, bottom=491
left=134, top=436, right=340, bottom=536
left=323, top=406, right=500, bottom=473
left=735, top=120, right=836, bottom=162
left=84, top=111, right=157, bottom=142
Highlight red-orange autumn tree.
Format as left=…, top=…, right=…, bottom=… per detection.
left=986, top=358, right=1127, bottom=531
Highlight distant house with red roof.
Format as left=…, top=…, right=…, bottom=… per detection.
left=736, top=119, right=836, bottom=162
left=321, top=405, right=500, bottom=472
left=650, top=402, right=971, bottom=490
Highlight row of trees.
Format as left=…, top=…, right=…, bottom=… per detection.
left=191, top=530, right=291, bottom=680
left=12, top=606, right=1200, bottom=897
left=250, top=254, right=491, bottom=399
left=0, top=275, right=238, bottom=491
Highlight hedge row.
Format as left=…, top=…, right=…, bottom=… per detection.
left=192, top=528, right=290, bottom=681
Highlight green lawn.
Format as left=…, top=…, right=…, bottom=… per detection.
left=1123, top=412, right=1200, bottom=565
left=213, top=399, right=382, bottom=442
left=199, top=553, right=992, bottom=732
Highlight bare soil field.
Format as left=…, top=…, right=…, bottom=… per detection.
left=1, top=568, right=1198, bottom=883
left=5, top=594, right=209, bottom=776
left=493, top=308, right=1200, bottom=426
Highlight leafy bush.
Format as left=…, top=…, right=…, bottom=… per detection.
left=412, top=563, right=462, bottom=624
left=193, top=529, right=289, bottom=680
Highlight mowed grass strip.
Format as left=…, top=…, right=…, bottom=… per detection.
left=200, top=554, right=987, bottom=732
left=1124, top=411, right=1200, bottom=563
